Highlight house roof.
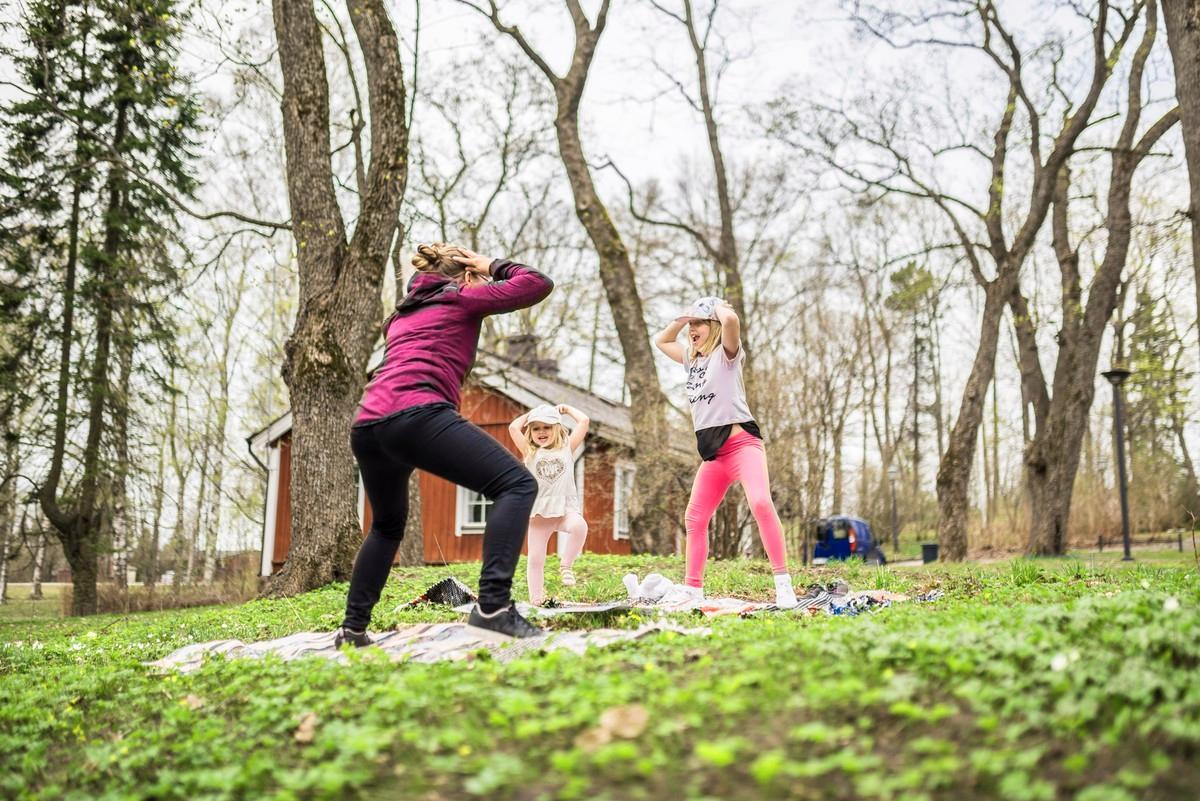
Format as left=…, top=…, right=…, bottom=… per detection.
left=470, top=351, right=636, bottom=448
left=248, top=347, right=692, bottom=456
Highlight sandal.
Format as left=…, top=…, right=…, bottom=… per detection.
left=560, top=567, right=577, bottom=587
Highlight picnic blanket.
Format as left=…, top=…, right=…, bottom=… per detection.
left=148, top=621, right=709, bottom=674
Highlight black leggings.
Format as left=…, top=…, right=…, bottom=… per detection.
left=343, top=403, right=537, bottom=629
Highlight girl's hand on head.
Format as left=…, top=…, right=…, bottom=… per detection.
left=556, top=404, right=568, bottom=414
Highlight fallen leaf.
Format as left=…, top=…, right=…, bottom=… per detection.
left=294, top=712, right=318, bottom=743
left=599, top=704, right=649, bottom=739
left=181, top=694, right=205, bottom=710
left=573, top=726, right=612, bottom=753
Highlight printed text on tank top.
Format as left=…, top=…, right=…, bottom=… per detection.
left=683, top=346, right=754, bottom=431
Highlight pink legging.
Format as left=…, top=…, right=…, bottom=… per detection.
left=684, top=431, right=787, bottom=588
left=526, top=511, right=588, bottom=602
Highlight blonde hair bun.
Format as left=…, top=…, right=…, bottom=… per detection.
left=412, top=243, right=467, bottom=278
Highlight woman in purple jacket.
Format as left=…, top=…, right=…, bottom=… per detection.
left=336, top=243, right=553, bottom=646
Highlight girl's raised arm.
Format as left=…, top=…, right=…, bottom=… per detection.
left=654, top=319, right=687, bottom=364
left=714, top=301, right=741, bottom=360
left=508, top=412, right=531, bottom=458
left=557, top=404, right=591, bottom=452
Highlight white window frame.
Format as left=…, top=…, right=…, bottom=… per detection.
left=613, top=461, right=636, bottom=541
left=455, top=486, right=493, bottom=535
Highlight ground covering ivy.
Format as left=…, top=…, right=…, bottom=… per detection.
left=1, top=553, right=1197, bottom=800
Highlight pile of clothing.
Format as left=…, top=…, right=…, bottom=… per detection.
left=621, top=573, right=926, bottom=617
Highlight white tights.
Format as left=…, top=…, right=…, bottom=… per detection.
left=526, top=512, right=588, bottom=604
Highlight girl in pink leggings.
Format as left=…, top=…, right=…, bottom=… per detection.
left=508, top=403, right=590, bottom=605
left=654, top=297, right=798, bottom=608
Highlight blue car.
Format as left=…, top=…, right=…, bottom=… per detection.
left=812, top=515, right=886, bottom=566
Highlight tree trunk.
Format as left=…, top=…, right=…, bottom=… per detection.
left=551, top=62, right=674, bottom=554
left=1024, top=8, right=1178, bottom=554
left=43, top=92, right=131, bottom=615
left=991, top=378, right=1000, bottom=523
left=30, top=530, right=45, bottom=600
left=1161, top=1, right=1200, bottom=368
left=146, top=433, right=166, bottom=589
left=936, top=278, right=1013, bottom=560
left=1025, top=144, right=1176, bottom=554
left=111, top=316, right=133, bottom=589
left=186, top=446, right=209, bottom=584
left=911, top=321, right=920, bottom=501
left=202, top=276, right=242, bottom=583
left=64, top=531, right=98, bottom=616
left=832, top=418, right=845, bottom=513
left=469, top=1, right=676, bottom=553
left=679, top=0, right=754, bottom=397
left=0, top=498, right=10, bottom=607
left=981, top=402, right=992, bottom=526
left=395, top=471, right=424, bottom=566
left=266, top=0, right=408, bottom=596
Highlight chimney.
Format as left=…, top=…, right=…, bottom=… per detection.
left=503, top=333, right=558, bottom=378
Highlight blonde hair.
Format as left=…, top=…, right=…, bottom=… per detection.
left=689, top=319, right=723, bottom=361
left=524, top=422, right=568, bottom=452
left=411, top=243, right=468, bottom=280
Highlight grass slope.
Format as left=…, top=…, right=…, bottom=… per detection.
left=1, top=553, right=1198, bottom=801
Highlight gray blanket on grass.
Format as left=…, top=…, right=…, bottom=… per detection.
left=148, top=621, right=708, bottom=674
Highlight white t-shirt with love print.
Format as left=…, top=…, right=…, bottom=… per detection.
left=526, top=443, right=580, bottom=518
left=684, top=346, right=753, bottom=432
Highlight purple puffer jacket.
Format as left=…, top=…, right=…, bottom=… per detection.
left=354, top=259, right=553, bottom=425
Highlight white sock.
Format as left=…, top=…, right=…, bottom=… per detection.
left=774, top=573, right=797, bottom=605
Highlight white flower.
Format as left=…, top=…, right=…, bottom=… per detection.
left=1164, top=597, right=1181, bottom=612
left=1140, top=579, right=1151, bottom=590
left=1051, top=653, right=1069, bottom=672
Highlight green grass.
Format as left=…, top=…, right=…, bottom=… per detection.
left=0, top=583, right=66, bottom=622
left=2, top=554, right=1198, bottom=800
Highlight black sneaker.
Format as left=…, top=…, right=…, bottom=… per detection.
left=334, top=626, right=373, bottom=648
left=467, top=604, right=544, bottom=639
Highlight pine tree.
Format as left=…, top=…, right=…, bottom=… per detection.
left=0, top=0, right=200, bottom=614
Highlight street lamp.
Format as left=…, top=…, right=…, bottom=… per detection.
left=1101, top=366, right=1133, bottom=562
left=887, top=463, right=900, bottom=553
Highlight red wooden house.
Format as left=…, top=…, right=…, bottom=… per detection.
left=248, top=346, right=645, bottom=575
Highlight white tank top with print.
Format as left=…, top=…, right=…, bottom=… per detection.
left=684, top=346, right=753, bottom=431
left=526, top=444, right=580, bottom=518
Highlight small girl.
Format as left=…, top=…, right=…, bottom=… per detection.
left=654, top=297, right=798, bottom=608
left=509, top=403, right=590, bottom=606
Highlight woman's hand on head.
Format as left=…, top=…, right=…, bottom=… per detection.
left=453, top=248, right=493, bottom=277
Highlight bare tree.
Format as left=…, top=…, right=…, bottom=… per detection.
left=200, top=265, right=249, bottom=581
left=1014, top=2, right=1178, bottom=554
left=266, top=0, right=409, bottom=595
left=457, top=0, right=677, bottom=552
left=787, top=0, right=1141, bottom=559
left=1161, top=1, right=1200, bottom=365
left=634, top=1, right=756, bottom=385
